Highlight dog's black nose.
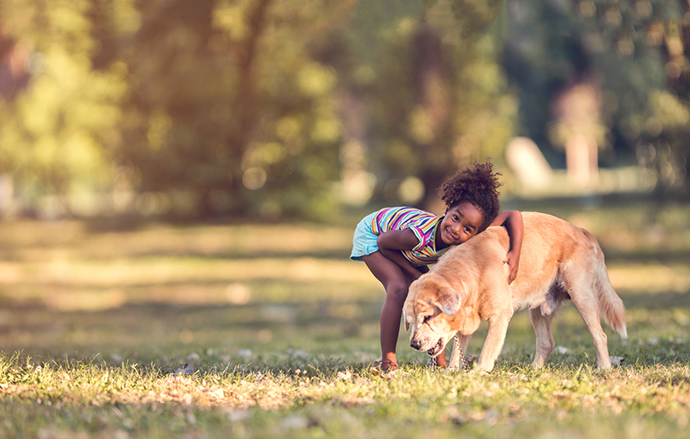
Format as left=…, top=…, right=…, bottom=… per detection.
left=410, top=340, right=421, bottom=350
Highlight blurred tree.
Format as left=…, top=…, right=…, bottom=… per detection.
left=6, top=0, right=687, bottom=222
left=0, top=0, right=360, bottom=220
left=503, top=0, right=690, bottom=193
left=650, top=9, right=690, bottom=193
left=115, top=0, right=356, bottom=220
left=345, top=0, right=517, bottom=210
left=0, top=0, right=127, bottom=216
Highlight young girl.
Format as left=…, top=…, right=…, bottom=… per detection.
left=350, top=161, right=523, bottom=371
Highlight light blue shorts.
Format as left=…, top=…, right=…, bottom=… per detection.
left=350, top=211, right=379, bottom=262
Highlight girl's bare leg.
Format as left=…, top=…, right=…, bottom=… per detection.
left=362, top=251, right=414, bottom=371
left=436, top=351, right=448, bottom=368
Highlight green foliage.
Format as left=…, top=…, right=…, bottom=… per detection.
left=350, top=0, right=517, bottom=207
left=0, top=0, right=516, bottom=219
left=0, top=0, right=127, bottom=214
left=0, top=0, right=354, bottom=220
left=116, top=0, right=348, bottom=219
left=1, top=0, right=689, bottom=220
left=2, top=352, right=690, bottom=438
left=503, top=0, right=690, bottom=191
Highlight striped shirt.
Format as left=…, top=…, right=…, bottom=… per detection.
left=371, top=207, right=447, bottom=265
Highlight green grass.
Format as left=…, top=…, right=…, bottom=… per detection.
left=2, top=352, right=690, bottom=438
left=1, top=199, right=690, bottom=438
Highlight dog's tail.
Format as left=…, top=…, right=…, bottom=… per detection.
left=595, top=251, right=627, bottom=339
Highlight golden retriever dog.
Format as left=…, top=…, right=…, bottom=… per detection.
left=403, top=212, right=627, bottom=372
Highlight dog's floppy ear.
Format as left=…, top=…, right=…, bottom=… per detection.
left=431, top=289, right=462, bottom=316
left=402, top=306, right=410, bottom=331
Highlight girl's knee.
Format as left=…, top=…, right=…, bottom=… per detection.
left=386, top=283, right=409, bottom=303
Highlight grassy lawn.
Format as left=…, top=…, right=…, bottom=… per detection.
left=1, top=198, right=690, bottom=438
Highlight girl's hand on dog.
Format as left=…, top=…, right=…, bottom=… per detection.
left=505, top=250, right=520, bottom=284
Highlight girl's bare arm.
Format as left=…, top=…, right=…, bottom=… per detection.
left=377, top=230, right=427, bottom=279
left=491, top=210, right=524, bottom=284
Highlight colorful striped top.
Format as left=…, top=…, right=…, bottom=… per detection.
left=371, top=207, right=447, bottom=266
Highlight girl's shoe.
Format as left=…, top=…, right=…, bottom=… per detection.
left=380, top=359, right=399, bottom=372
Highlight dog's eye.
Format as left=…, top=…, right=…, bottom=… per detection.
left=423, top=315, right=432, bottom=324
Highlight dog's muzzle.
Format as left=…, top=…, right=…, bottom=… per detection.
left=426, top=338, right=444, bottom=357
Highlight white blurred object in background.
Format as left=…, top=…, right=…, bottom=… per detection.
left=506, top=137, right=553, bottom=190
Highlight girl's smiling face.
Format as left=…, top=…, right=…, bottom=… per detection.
left=437, top=202, right=484, bottom=247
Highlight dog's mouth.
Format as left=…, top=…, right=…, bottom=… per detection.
left=427, top=338, right=444, bottom=357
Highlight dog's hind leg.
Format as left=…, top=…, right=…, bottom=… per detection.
left=575, top=299, right=612, bottom=368
left=568, top=274, right=612, bottom=369
left=530, top=307, right=555, bottom=368
left=448, top=333, right=472, bottom=371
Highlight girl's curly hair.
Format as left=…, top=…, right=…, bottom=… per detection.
left=439, top=161, right=501, bottom=231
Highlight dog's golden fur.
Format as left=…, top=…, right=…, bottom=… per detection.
left=403, top=212, right=627, bottom=371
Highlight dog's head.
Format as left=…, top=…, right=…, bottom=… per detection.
left=403, top=275, right=464, bottom=357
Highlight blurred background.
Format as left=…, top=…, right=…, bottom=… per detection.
left=0, top=0, right=688, bottom=221
left=1, top=0, right=690, bottom=362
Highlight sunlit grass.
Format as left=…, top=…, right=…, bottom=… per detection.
left=1, top=200, right=690, bottom=438
left=2, top=351, right=690, bottom=439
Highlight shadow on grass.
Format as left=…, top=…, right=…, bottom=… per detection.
left=603, top=248, right=690, bottom=264
left=0, top=299, right=385, bottom=359
left=132, top=250, right=352, bottom=261
left=619, top=290, right=690, bottom=309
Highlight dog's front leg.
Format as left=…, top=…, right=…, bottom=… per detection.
left=448, top=333, right=472, bottom=371
left=474, top=310, right=512, bottom=372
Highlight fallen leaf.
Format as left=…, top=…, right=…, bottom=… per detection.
left=336, top=370, right=352, bottom=381
left=208, top=388, right=225, bottom=399
left=385, top=369, right=408, bottom=379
